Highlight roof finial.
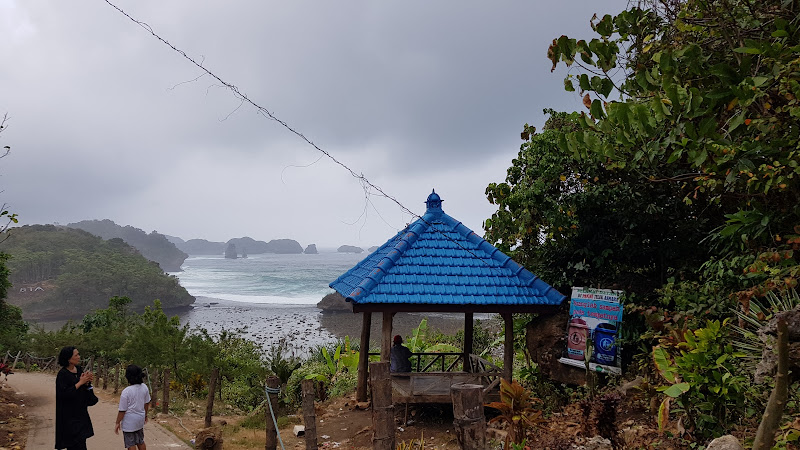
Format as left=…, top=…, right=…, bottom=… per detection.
left=425, top=189, right=443, bottom=212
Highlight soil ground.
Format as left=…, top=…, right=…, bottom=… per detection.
left=0, top=369, right=755, bottom=450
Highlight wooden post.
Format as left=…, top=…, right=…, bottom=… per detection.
left=162, top=368, right=170, bottom=414
left=381, top=312, right=393, bottom=361
left=265, top=376, right=280, bottom=450
left=301, top=379, right=318, bottom=449
left=151, top=368, right=159, bottom=416
left=205, top=368, right=219, bottom=428
left=463, top=312, right=474, bottom=372
left=503, top=313, right=513, bottom=382
left=10, top=351, right=20, bottom=371
left=114, top=363, right=121, bottom=394
left=452, top=383, right=486, bottom=450
left=102, top=358, right=108, bottom=390
left=357, top=312, right=372, bottom=402
left=369, top=361, right=395, bottom=450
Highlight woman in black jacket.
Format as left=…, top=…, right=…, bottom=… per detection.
left=55, top=346, right=94, bottom=450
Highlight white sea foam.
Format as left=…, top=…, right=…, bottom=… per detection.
left=194, top=293, right=324, bottom=305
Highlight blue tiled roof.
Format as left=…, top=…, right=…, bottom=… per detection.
left=329, top=190, right=565, bottom=308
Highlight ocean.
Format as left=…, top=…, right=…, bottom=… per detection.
left=173, top=251, right=476, bottom=356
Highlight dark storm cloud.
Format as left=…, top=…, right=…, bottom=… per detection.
left=1, top=0, right=628, bottom=246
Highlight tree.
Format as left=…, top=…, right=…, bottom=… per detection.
left=0, top=113, right=25, bottom=353
left=485, top=110, right=713, bottom=298
left=544, top=0, right=800, bottom=304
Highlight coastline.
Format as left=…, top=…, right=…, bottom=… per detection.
left=26, top=295, right=493, bottom=355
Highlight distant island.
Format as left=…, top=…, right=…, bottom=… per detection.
left=168, top=236, right=304, bottom=255
left=367, top=246, right=379, bottom=253
left=68, top=219, right=188, bottom=272
left=4, top=225, right=194, bottom=320
left=304, top=244, right=318, bottom=254
left=168, top=237, right=226, bottom=255
left=337, top=245, right=364, bottom=254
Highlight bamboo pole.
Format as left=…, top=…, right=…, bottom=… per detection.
left=114, top=363, right=121, bottom=394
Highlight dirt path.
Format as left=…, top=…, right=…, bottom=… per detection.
left=9, top=372, right=191, bottom=450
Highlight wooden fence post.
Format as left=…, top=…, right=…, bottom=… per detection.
left=205, top=368, right=219, bottom=428
left=369, top=361, right=395, bottom=450
left=151, top=368, right=159, bottom=417
left=452, top=383, right=486, bottom=450
left=301, top=379, right=317, bottom=449
left=162, top=368, right=170, bottom=414
left=114, top=363, right=121, bottom=394
left=102, top=358, right=108, bottom=390
left=265, top=376, right=280, bottom=450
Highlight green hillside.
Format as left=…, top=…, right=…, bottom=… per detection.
left=3, top=224, right=194, bottom=320
left=68, top=219, right=188, bottom=272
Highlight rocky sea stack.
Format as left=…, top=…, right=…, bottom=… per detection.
left=337, top=245, right=363, bottom=254
left=304, top=244, right=318, bottom=254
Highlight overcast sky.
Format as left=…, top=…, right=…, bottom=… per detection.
left=1, top=1, right=628, bottom=249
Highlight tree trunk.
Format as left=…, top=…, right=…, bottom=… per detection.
left=205, top=368, right=219, bottom=428
left=452, top=383, right=486, bottom=450
left=753, top=316, right=789, bottom=450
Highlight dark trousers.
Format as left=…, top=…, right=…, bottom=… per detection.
left=64, top=441, right=88, bottom=450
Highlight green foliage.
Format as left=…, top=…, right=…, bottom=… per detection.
left=404, top=319, right=460, bottom=354
left=67, top=219, right=188, bottom=271
left=265, top=337, right=302, bottom=385
left=544, top=0, right=800, bottom=299
left=124, top=300, right=190, bottom=370
left=0, top=301, right=28, bottom=353
left=653, top=319, right=749, bottom=438
left=485, top=379, right=545, bottom=446
left=485, top=111, right=711, bottom=299
left=3, top=225, right=193, bottom=317
left=285, top=361, right=327, bottom=407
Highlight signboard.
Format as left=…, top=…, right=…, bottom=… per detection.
left=559, top=287, right=623, bottom=375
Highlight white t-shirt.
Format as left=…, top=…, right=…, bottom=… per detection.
left=118, top=383, right=151, bottom=432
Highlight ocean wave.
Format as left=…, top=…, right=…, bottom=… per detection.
left=195, top=293, right=322, bottom=305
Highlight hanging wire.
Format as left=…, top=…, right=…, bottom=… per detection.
left=99, top=0, right=512, bottom=272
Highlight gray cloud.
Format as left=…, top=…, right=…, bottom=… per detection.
left=1, top=0, right=628, bottom=247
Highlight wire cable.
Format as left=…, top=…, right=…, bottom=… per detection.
left=99, top=0, right=520, bottom=274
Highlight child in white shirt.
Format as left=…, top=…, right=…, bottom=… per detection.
left=115, top=365, right=151, bottom=450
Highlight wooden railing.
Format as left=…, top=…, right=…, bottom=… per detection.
left=368, top=351, right=464, bottom=372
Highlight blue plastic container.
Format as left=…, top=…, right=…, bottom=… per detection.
left=593, top=323, right=617, bottom=364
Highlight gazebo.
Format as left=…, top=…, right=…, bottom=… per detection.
left=330, top=190, right=565, bottom=403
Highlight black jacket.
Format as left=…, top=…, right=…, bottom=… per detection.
left=55, top=366, right=94, bottom=449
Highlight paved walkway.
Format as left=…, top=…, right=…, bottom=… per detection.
left=9, top=372, right=191, bottom=450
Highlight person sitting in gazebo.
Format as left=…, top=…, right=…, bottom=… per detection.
left=390, top=335, right=412, bottom=372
